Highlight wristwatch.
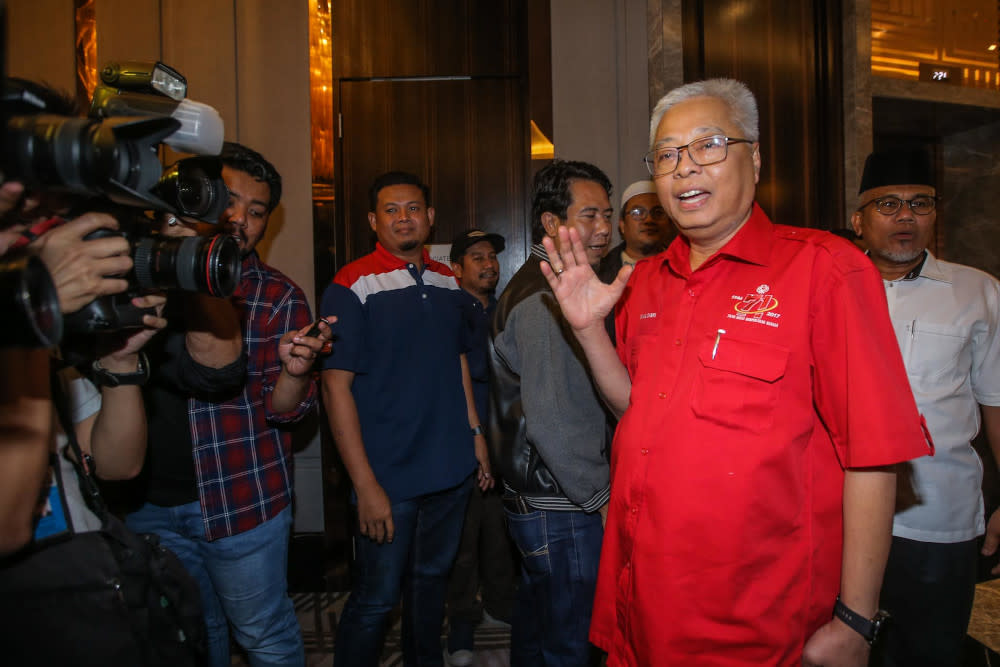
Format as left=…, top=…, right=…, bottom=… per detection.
left=91, top=351, right=151, bottom=387
left=833, top=596, right=889, bottom=646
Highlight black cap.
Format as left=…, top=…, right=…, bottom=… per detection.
left=859, top=149, right=935, bottom=194
left=449, top=229, right=505, bottom=263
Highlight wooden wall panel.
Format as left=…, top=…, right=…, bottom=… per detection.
left=160, top=0, right=239, bottom=140
left=234, top=0, right=314, bottom=309
left=95, top=0, right=161, bottom=65
left=334, top=0, right=522, bottom=78
left=682, top=0, right=845, bottom=231
left=7, top=0, right=76, bottom=93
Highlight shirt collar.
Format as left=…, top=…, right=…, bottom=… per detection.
left=663, top=202, right=772, bottom=276
left=241, top=250, right=265, bottom=276
left=530, top=243, right=549, bottom=263
left=374, top=241, right=432, bottom=271
left=909, top=250, right=951, bottom=284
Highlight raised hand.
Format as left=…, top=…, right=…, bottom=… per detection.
left=540, top=226, right=632, bottom=333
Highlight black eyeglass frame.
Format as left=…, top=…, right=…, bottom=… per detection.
left=643, top=135, right=755, bottom=177
left=856, top=195, right=939, bottom=216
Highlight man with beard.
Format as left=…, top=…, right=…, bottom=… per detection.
left=598, top=179, right=675, bottom=342
left=444, top=230, right=517, bottom=666
left=125, top=142, right=330, bottom=666
left=320, top=172, right=493, bottom=666
left=851, top=149, right=1000, bottom=667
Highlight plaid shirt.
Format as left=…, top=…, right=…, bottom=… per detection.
left=189, top=252, right=316, bottom=540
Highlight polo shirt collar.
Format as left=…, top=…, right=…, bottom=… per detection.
left=663, top=202, right=772, bottom=276
left=373, top=241, right=432, bottom=271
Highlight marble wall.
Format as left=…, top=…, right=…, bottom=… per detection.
left=941, top=121, right=1000, bottom=278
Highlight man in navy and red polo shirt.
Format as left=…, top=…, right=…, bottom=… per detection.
left=540, top=79, right=933, bottom=666
left=320, top=172, right=493, bottom=666
left=126, top=142, right=329, bottom=667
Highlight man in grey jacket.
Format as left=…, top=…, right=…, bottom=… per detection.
left=489, top=159, right=613, bottom=666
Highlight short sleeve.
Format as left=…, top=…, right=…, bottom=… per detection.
left=811, top=258, right=932, bottom=468
left=65, top=370, right=101, bottom=424
left=971, top=276, right=1000, bottom=407
left=320, top=282, right=367, bottom=373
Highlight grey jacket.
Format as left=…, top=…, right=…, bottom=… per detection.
left=488, top=246, right=611, bottom=512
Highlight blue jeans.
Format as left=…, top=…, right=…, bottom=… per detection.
left=505, top=507, right=603, bottom=667
left=334, top=475, right=473, bottom=667
left=126, top=502, right=303, bottom=667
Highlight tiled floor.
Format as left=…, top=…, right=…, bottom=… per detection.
left=232, top=591, right=510, bottom=666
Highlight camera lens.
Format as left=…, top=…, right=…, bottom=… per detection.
left=133, top=233, right=241, bottom=297
left=0, top=254, right=63, bottom=347
left=152, top=156, right=228, bottom=222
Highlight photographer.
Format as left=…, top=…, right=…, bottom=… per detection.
left=0, top=177, right=158, bottom=553
left=124, top=143, right=330, bottom=667
left=0, top=75, right=210, bottom=665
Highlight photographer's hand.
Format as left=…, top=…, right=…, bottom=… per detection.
left=96, top=294, right=168, bottom=368
left=80, top=294, right=168, bottom=481
left=29, top=213, right=132, bottom=314
left=159, top=214, right=243, bottom=368
left=0, top=181, right=25, bottom=218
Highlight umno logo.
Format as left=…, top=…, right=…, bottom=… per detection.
left=735, top=284, right=779, bottom=315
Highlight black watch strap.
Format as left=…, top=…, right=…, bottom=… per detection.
left=833, top=596, right=888, bottom=645
left=91, top=351, right=150, bottom=387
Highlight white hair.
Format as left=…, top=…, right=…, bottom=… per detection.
left=648, top=78, right=760, bottom=148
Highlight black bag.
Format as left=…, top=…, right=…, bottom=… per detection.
left=0, top=376, right=207, bottom=666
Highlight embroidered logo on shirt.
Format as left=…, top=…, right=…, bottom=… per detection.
left=727, top=284, right=782, bottom=328
left=639, top=312, right=657, bottom=320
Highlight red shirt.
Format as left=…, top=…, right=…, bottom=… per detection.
left=591, top=205, right=931, bottom=666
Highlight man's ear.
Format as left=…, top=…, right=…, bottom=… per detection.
left=541, top=211, right=561, bottom=238
left=751, top=143, right=762, bottom=184
left=451, top=261, right=464, bottom=280
left=368, top=211, right=377, bottom=232
left=850, top=210, right=863, bottom=238
left=427, top=206, right=435, bottom=228
left=619, top=219, right=626, bottom=238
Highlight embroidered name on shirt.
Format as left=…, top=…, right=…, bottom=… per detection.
left=639, top=312, right=657, bottom=320
left=727, top=284, right=782, bottom=328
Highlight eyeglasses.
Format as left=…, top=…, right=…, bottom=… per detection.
left=644, top=135, right=754, bottom=177
left=626, top=206, right=667, bottom=222
left=857, top=195, right=938, bottom=216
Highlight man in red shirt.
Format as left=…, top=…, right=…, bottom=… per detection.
left=538, top=79, right=932, bottom=666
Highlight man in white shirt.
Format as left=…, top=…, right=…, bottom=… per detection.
left=852, top=149, right=1000, bottom=667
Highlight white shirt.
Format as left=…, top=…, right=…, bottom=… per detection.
left=884, top=251, right=1000, bottom=542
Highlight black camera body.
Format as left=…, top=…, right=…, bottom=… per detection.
left=62, top=223, right=241, bottom=334
left=0, top=58, right=235, bottom=346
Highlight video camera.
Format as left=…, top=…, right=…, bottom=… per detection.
left=0, top=58, right=239, bottom=346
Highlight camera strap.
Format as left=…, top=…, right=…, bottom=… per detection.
left=49, top=368, right=108, bottom=518
left=10, top=216, right=65, bottom=251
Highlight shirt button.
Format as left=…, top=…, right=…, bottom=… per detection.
left=688, top=290, right=695, bottom=297
left=657, top=392, right=666, bottom=399
left=641, top=448, right=648, bottom=455
left=674, top=339, right=681, bottom=346
left=422, top=293, right=427, bottom=299
left=631, top=506, right=638, bottom=514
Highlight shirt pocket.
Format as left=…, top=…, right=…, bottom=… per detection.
left=904, top=320, right=970, bottom=386
left=690, top=335, right=789, bottom=433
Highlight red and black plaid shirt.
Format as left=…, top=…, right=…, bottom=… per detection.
left=190, top=253, right=316, bottom=540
